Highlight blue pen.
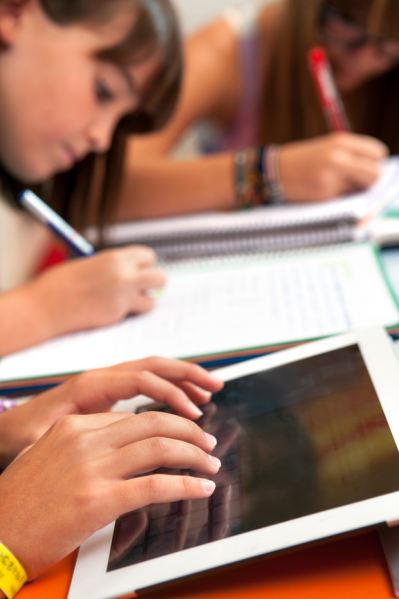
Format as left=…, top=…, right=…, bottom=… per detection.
left=19, top=189, right=95, bottom=257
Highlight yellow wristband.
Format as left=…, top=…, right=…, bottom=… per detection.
left=0, top=543, right=27, bottom=599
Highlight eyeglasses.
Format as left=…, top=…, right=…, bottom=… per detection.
left=320, top=3, right=399, bottom=65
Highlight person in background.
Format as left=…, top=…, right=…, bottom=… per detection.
left=0, top=0, right=182, bottom=356
left=117, top=0, right=398, bottom=220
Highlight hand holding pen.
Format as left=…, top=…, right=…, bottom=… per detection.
left=277, top=133, right=387, bottom=202
left=267, top=47, right=387, bottom=203
left=0, top=191, right=166, bottom=355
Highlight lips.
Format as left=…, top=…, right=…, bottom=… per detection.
left=61, top=143, right=87, bottom=168
left=61, top=144, right=78, bottom=168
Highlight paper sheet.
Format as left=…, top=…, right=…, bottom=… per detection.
left=0, top=243, right=398, bottom=383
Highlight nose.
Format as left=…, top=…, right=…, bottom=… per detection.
left=86, top=111, right=118, bottom=154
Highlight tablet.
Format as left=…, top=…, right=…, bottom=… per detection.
left=68, top=327, right=399, bottom=599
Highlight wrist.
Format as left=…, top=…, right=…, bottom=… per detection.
left=0, top=541, right=28, bottom=598
left=0, top=284, right=54, bottom=356
left=0, top=476, right=33, bottom=585
left=21, top=278, right=60, bottom=339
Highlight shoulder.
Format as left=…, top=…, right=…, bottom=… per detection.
left=185, top=2, right=284, bottom=68
left=186, top=15, right=239, bottom=71
left=182, top=16, right=243, bottom=126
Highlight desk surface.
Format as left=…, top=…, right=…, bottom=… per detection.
left=18, top=530, right=393, bottom=599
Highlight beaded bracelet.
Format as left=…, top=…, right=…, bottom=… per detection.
left=0, top=399, right=17, bottom=414
left=233, top=145, right=285, bottom=209
left=233, top=147, right=270, bottom=208
left=263, top=144, right=285, bottom=205
left=0, top=542, right=27, bottom=599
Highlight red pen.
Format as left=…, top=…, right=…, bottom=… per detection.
left=308, top=46, right=351, bottom=132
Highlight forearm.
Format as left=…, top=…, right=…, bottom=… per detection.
left=0, top=285, right=52, bottom=356
left=116, top=153, right=235, bottom=221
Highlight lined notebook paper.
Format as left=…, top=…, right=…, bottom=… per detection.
left=90, top=158, right=399, bottom=261
left=0, top=243, right=398, bottom=389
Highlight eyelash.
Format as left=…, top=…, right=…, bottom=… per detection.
left=95, top=79, right=115, bottom=103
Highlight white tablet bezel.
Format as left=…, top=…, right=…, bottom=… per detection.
left=68, top=327, right=399, bottom=599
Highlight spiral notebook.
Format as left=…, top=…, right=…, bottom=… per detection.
left=91, top=158, right=399, bottom=261
left=1, top=242, right=399, bottom=395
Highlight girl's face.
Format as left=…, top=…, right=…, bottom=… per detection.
left=320, top=4, right=399, bottom=92
left=0, top=1, right=159, bottom=182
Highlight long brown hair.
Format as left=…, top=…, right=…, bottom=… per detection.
left=260, top=0, right=399, bottom=152
left=0, top=0, right=182, bottom=229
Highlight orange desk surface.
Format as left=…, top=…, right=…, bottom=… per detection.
left=17, top=530, right=394, bottom=599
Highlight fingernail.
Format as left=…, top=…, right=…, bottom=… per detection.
left=201, top=479, right=216, bottom=495
left=205, top=433, right=217, bottom=449
left=209, top=455, right=221, bottom=470
left=190, top=405, right=203, bottom=418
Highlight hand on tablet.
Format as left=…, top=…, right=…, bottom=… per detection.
left=0, top=410, right=220, bottom=580
left=108, top=403, right=242, bottom=570
left=0, top=357, right=223, bottom=468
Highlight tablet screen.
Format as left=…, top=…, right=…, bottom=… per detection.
left=107, top=344, right=399, bottom=571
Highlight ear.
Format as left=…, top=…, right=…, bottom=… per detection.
left=0, top=0, right=30, bottom=46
